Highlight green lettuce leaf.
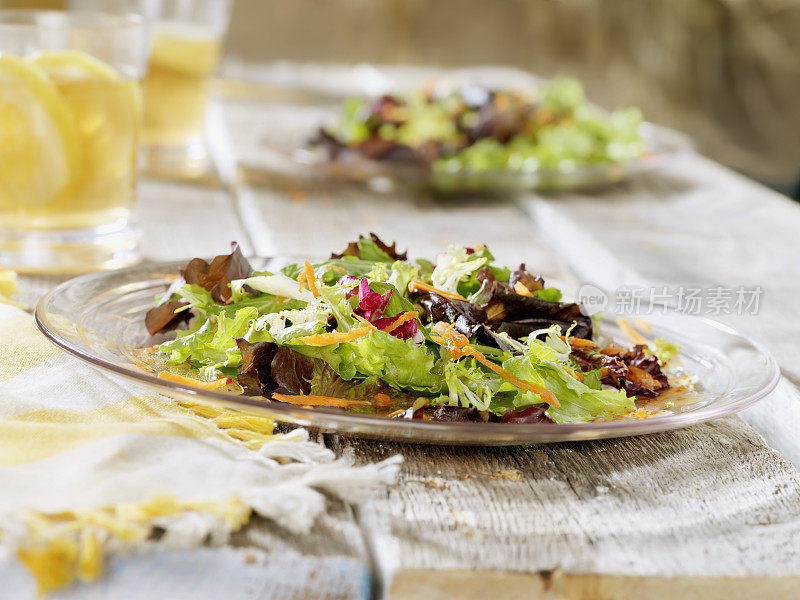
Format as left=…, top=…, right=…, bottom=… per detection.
left=434, top=359, right=501, bottom=412
left=502, top=352, right=634, bottom=424
left=534, top=287, right=563, bottom=302
left=159, top=307, right=260, bottom=369
left=293, top=331, right=442, bottom=392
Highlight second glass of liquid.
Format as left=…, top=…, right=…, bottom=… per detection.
left=73, top=0, right=233, bottom=180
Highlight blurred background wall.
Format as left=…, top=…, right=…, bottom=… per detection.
left=7, top=0, right=800, bottom=195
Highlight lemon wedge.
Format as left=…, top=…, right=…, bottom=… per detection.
left=0, top=54, right=81, bottom=208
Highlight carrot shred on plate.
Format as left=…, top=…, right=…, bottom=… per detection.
left=431, top=322, right=560, bottom=407
left=296, top=260, right=320, bottom=297
left=560, top=335, right=596, bottom=348
left=382, top=311, right=419, bottom=333
left=353, top=314, right=377, bottom=328
left=407, top=280, right=466, bottom=301
left=325, top=264, right=349, bottom=275
left=296, top=326, right=373, bottom=346
left=271, top=393, right=370, bottom=408
left=373, top=393, right=392, bottom=406
left=158, top=371, right=231, bottom=390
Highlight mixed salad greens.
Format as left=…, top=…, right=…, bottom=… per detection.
left=144, top=235, right=674, bottom=425
left=313, top=78, right=646, bottom=175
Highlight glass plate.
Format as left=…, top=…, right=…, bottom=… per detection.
left=35, top=259, right=779, bottom=445
left=293, top=123, right=691, bottom=194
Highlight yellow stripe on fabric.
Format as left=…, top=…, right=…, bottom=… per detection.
left=18, top=494, right=252, bottom=596
left=0, top=314, right=61, bottom=381
left=0, top=395, right=231, bottom=466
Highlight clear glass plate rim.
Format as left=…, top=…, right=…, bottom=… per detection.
left=34, top=259, right=781, bottom=441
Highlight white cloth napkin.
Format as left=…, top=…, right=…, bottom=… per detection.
left=0, top=304, right=400, bottom=596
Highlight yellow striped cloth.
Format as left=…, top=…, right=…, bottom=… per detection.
left=0, top=303, right=400, bottom=596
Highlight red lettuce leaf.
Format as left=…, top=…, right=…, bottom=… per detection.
left=500, top=404, right=553, bottom=424
left=353, top=278, right=392, bottom=321
left=144, top=277, right=190, bottom=336
left=571, top=345, right=669, bottom=398
left=181, top=241, right=252, bottom=304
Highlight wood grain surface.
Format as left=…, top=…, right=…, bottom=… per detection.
left=334, top=417, right=800, bottom=596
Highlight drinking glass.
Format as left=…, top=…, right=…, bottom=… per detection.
left=0, top=10, right=148, bottom=272
left=73, top=0, right=233, bottom=180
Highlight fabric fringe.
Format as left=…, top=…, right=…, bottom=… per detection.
left=1, top=399, right=402, bottom=596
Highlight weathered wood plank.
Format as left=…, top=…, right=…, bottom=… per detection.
left=137, top=178, right=254, bottom=261
left=391, top=569, right=800, bottom=600
left=337, top=417, right=800, bottom=595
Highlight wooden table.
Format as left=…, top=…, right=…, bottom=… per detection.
left=19, top=67, right=800, bottom=600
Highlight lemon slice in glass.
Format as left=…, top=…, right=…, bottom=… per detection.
left=0, top=54, right=81, bottom=208
left=30, top=50, right=120, bottom=83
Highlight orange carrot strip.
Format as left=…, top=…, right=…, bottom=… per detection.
left=431, top=322, right=560, bottom=407
left=616, top=317, right=649, bottom=346
left=296, top=326, right=373, bottom=347
left=472, top=353, right=560, bottom=407
left=325, top=264, right=349, bottom=275
left=271, top=393, right=370, bottom=408
left=373, top=393, right=392, bottom=406
left=382, top=311, right=419, bottom=333
left=158, top=371, right=231, bottom=390
left=560, top=335, right=596, bottom=348
left=300, top=260, right=320, bottom=297
left=353, top=314, right=377, bottom=329
left=408, top=280, right=466, bottom=301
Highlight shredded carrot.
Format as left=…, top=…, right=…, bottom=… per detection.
left=567, top=368, right=584, bottom=382
left=325, top=264, right=349, bottom=275
left=271, top=393, right=370, bottom=408
left=353, top=314, right=377, bottom=329
left=296, top=326, right=373, bottom=346
left=431, top=322, right=560, bottom=407
left=560, top=335, right=596, bottom=348
left=382, top=311, right=419, bottom=333
left=373, top=393, right=392, bottom=406
left=297, top=260, right=320, bottom=297
left=599, top=346, right=626, bottom=356
left=616, top=317, right=649, bottom=346
left=408, top=280, right=466, bottom=301
left=158, top=371, right=232, bottom=390
left=629, top=407, right=649, bottom=420
left=513, top=282, right=533, bottom=297
left=629, top=365, right=659, bottom=390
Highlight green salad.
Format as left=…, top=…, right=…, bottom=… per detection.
left=144, top=235, right=674, bottom=425
left=313, top=78, right=646, bottom=175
